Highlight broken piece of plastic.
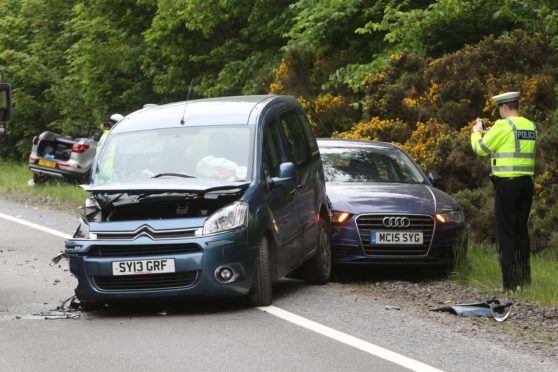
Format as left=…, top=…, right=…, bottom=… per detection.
left=50, top=252, right=68, bottom=266
left=431, top=298, right=512, bottom=322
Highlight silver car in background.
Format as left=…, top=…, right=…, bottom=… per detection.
left=28, top=130, right=100, bottom=183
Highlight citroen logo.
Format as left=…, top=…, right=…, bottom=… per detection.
left=382, top=216, right=411, bottom=228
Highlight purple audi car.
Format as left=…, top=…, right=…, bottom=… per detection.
left=318, top=139, right=467, bottom=271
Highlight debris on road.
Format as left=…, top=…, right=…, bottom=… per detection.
left=384, top=305, right=401, bottom=311
left=432, top=298, right=512, bottom=322
left=35, top=295, right=82, bottom=320
left=50, top=251, right=68, bottom=266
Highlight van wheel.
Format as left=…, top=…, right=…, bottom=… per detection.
left=248, top=237, right=272, bottom=306
left=301, top=219, right=331, bottom=284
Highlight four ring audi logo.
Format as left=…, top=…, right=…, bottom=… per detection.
left=382, top=216, right=411, bottom=228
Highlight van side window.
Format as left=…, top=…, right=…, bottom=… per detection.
left=262, top=122, right=283, bottom=178
left=279, top=109, right=310, bottom=165
left=297, top=110, right=319, bottom=157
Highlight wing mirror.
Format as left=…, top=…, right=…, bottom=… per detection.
left=428, top=172, right=443, bottom=188
left=268, top=162, right=296, bottom=190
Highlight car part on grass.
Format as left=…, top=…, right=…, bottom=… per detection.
left=432, top=298, right=512, bottom=322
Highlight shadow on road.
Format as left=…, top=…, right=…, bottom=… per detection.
left=331, top=265, right=450, bottom=284
left=76, top=267, right=449, bottom=318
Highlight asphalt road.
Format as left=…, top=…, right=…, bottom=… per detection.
left=0, top=197, right=555, bottom=372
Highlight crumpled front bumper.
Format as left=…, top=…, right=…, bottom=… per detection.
left=64, top=228, right=255, bottom=302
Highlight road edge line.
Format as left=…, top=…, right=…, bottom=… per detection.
left=258, top=305, right=444, bottom=372
left=0, top=212, right=72, bottom=239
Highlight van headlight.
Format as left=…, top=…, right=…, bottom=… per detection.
left=435, top=210, right=464, bottom=224
left=203, top=201, right=248, bottom=235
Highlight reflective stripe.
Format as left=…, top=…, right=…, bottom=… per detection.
left=492, top=152, right=535, bottom=159
left=492, top=166, right=534, bottom=173
left=504, top=118, right=521, bottom=152
left=478, top=139, right=491, bottom=154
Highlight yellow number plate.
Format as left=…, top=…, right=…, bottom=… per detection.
left=38, top=159, right=56, bottom=168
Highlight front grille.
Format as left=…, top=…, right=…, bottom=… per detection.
left=356, top=214, right=434, bottom=256
left=95, top=227, right=197, bottom=240
left=93, top=271, right=198, bottom=291
left=332, top=244, right=355, bottom=258
left=87, top=244, right=201, bottom=257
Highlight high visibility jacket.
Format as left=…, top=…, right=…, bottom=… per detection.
left=471, top=116, right=536, bottom=178
left=96, top=130, right=110, bottom=154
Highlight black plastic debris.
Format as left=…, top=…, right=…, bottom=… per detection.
left=34, top=295, right=82, bottom=320
left=50, top=251, right=68, bottom=266
left=431, top=298, right=512, bottom=322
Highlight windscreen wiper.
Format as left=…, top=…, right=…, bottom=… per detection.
left=151, top=172, right=196, bottom=179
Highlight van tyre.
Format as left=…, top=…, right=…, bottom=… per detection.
left=301, top=219, right=331, bottom=284
left=248, top=237, right=272, bottom=306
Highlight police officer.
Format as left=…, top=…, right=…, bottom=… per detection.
left=96, top=120, right=113, bottom=154
left=471, top=92, right=537, bottom=292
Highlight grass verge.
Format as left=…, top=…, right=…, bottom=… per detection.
left=0, top=161, right=87, bottom=207
left=453, top=243, right=558, bottom=307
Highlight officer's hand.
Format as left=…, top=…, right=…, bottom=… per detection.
left=473, top=118, right=484, bottom=133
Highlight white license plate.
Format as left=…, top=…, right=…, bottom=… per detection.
left=112, top=259, right=175, bottom=276
left=370, top=231, right=423, bottom=245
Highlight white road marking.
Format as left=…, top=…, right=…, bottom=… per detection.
left=259, top=306, right=444, bottom=372
left=0, top=212, right=72, bottom=239
left=0, top=212, right=443, bottom=372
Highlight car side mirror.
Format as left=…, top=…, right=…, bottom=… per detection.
left=269, top=162, right=296, bottom=190
left=0, top=83, right=12, bottom=123
left=428, top=172, right=443, bottom=188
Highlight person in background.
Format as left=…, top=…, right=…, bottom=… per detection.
left=96, top=119, right=114, bottom=154
left=471, top=91, right=537, bottom=292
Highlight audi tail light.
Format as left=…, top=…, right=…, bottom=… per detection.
left=72, top=143, right=90, bottom=153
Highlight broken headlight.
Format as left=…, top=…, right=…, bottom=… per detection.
left=203, top=201, right=248, bottom=235
left=80, top=196, right=102, bottom=222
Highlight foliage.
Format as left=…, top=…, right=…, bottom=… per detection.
left=334, top=116, right=410, bottom=145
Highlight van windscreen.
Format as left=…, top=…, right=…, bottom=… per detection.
left=94, top=125, right=252, bottom=185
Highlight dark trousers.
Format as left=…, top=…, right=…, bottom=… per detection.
left=492, top=176, right=533, bottom=290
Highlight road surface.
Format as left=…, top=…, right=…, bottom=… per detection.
left=1, top=197, right=555, bottom=371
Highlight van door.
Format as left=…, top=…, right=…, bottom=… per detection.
left=261, top=118, right=302, bottom=275
left=277, top=108, right=317, bottom=262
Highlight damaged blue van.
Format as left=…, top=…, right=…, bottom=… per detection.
left=64, top=95, right=331, bottom=307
